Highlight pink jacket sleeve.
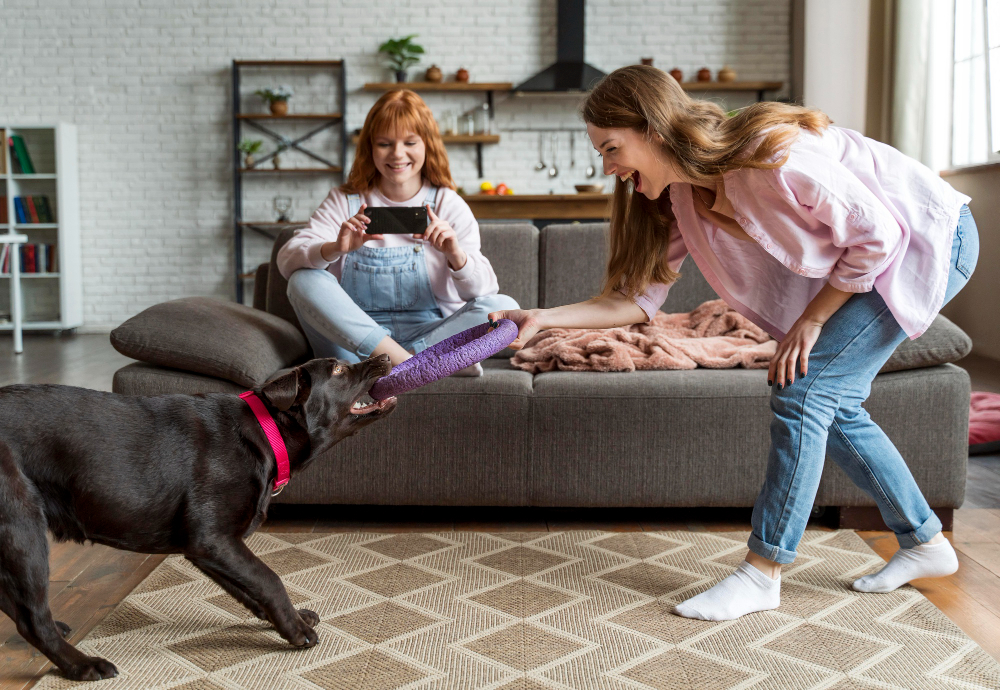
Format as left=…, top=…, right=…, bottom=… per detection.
left=620, top=222, right=689, bottom=321
left=275, top=190, right=350, bottom=280
left=436, top=189, right=500, bottom=300
left=769, top=147, right=903, bottom=293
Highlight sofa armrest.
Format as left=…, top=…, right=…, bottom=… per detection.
left=110, top=296, right=309, bottom=388
left=253, top=262, right=269, bottom=311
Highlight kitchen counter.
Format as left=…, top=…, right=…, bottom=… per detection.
left=461, top=193, right=611, bottom=221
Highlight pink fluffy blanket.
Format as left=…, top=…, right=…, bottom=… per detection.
left=511, top=299, right=776, bottom=373
left=970, top=392, right=1000, bottom=446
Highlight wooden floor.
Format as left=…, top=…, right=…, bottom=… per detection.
left=0, top=335, right=998, bottom=688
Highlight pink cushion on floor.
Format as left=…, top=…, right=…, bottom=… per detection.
left=969, top=391, right=1000, bottom=445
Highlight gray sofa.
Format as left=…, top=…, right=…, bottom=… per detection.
left=111, top=223, right=973, bottom=526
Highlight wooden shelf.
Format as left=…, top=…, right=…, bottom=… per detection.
left=236, top=113, right=342, bottom=121
left=680, top=81, right=784, bottom=92
left=13, top=223, right=57, bottom=229
left=463, top=193, right=610, bottom=202
left=238, top=221, right=308, bottom=229
left=11, top=174, right=57, bottom=180
left=0, top=273, right=60, bottom=278
left=461, top=193, right=611, bottom=221
left=364, top=82, right=513, bottom=92
left=350, top=134, right=500, bottom=145
left=238, top=167, right=342, bottom=175
left=0, top=320, right=70, bottom=331
left=234, top=59, right=343, bottom=67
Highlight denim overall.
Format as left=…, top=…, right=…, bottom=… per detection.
left=332, top=187, right=443, bottom=352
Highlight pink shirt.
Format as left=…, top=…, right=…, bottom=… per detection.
left=276, top=182, right=500, bottom=316
left=632, top=126, right=971, bottom=340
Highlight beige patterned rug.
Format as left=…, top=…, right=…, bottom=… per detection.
left=34, top=530, right=1000, bottom=690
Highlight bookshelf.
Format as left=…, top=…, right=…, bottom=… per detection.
left=0, top=123, right=82, bottom=333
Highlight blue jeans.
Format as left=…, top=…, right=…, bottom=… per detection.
left=286, top=246, right=519, bottom=363
left=750, top=206, right=979, bottom=564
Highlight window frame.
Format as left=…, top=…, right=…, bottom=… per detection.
left=952, top=0, right=1000, bottom=167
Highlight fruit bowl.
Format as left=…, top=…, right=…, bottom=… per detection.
left=574, top=184, right=605, bottom=194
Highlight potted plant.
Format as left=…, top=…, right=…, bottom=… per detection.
left=378, top=35, right=424, bottom=83
left=254, top=85, right=294, bottom=116
left=237, top=139, right=263, bottom=167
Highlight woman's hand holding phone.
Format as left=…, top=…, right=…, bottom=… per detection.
left=416, top=205, right=468, bottom=270
left=321, top=203, right=384, bottom=260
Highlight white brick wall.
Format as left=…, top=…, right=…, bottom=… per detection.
left=1, top=0, right=790, bottom=330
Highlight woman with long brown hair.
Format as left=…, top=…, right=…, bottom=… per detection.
left=491, top=65, right=977, bottom=621
left=278, top=89, right=517, bottom=375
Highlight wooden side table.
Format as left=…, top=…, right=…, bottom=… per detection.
left=0, top=234, right=29, bottom=354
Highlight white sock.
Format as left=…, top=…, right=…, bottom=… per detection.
left=451, top=362, right=483, bottom=377
left=852, top=539, right=958, bottom=593
left=672, top=561, right=780, bottom=621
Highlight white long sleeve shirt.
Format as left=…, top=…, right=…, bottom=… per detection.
left=276, top=182, right=500, bottom=316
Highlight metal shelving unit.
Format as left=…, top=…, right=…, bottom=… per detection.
left=232, top=59, right=347, bottom=303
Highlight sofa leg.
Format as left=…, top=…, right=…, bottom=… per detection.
left=836, top=507, right=954, bottom=532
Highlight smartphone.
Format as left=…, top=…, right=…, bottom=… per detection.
left=363, top=206, right=428, bottom=235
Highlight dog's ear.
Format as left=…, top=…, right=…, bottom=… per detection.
left=260, top=368, right=308, bottom=412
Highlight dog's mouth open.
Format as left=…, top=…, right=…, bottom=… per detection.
left=349, top=392, right=396, bottom=416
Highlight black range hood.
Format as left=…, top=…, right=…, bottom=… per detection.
left=514, top=0, right=606, bottom=93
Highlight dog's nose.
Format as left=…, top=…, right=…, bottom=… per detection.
left=363, top=353, right=392, bottom=376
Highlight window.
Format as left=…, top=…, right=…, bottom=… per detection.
left=953, top=0, right=1000, bottom=165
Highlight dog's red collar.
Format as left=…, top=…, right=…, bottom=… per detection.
left=239, top=391, right=290, bottom=495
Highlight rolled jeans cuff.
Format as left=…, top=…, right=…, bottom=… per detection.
left=356, top=325, right=391, bottom=359
left=896, top=511, right=943, bottom=549
left=747, top=533, right=798, bottom=565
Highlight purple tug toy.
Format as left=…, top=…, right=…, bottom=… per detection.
left=368, top=318, right=518, bottom=400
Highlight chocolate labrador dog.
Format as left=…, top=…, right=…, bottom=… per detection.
left=0, top=354, right=396, bottom=681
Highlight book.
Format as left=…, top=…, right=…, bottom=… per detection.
left=35, top=197, right=53, bottom=223
left=36, top=244, right=47, bottom=274
left=0, top=245, right=8, bottom=273
left=8, top=139, right=21, bottom=174
left=11, top=135, right=35, bottom=174
left=49, top=243, right=57, bottom=272
left=24, top=244, right=35, bottom=273
left=25, top=197, right=40, bottom=224
left=0, top=196, right=7, bottom=224
left=13, top=197, right=26, bottom=224
left=0, top=129, right=5, bottom=175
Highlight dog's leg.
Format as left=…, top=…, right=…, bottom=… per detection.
left=186, top=559, right=269, bottom=620
left=0, top=461, right=117, bottom=681
left=186, top=538, right=318, bottom=647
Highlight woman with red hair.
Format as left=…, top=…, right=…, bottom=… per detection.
left=277, top=90, right=517, bottom=374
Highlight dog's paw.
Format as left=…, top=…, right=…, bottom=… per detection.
left=65, top=656, right=118, bottom=681
left=298, top=609, right=320, bottom=627
left=287, top=621, right=319, bottom=648
left=55, top=621, right=72, bottom=638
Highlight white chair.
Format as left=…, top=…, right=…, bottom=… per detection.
left=1, top=234, right=29, bottom=354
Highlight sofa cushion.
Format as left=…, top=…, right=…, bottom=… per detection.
left=527, top=363, right=968, bottom=508
left=113, top=362, right=246, bottom=395
left=480, top=223, right=539, bottom=311
left=265, top=227, right=303, bottom=332
left=274, top=359, right=535, bottom=506
left=111, top=296, right=309, bottom=388
left=880, top=314, right=972, bottom=373
left=540, top=223, right=718, bottom=312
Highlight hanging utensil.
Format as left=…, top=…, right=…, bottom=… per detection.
left=534, top=133, right=547, bottom=171
left=569, top=131, right=575, bottom=168
left=547, top=133, right=559, bottom=178
left=585, top=145, right=596, bottom=178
